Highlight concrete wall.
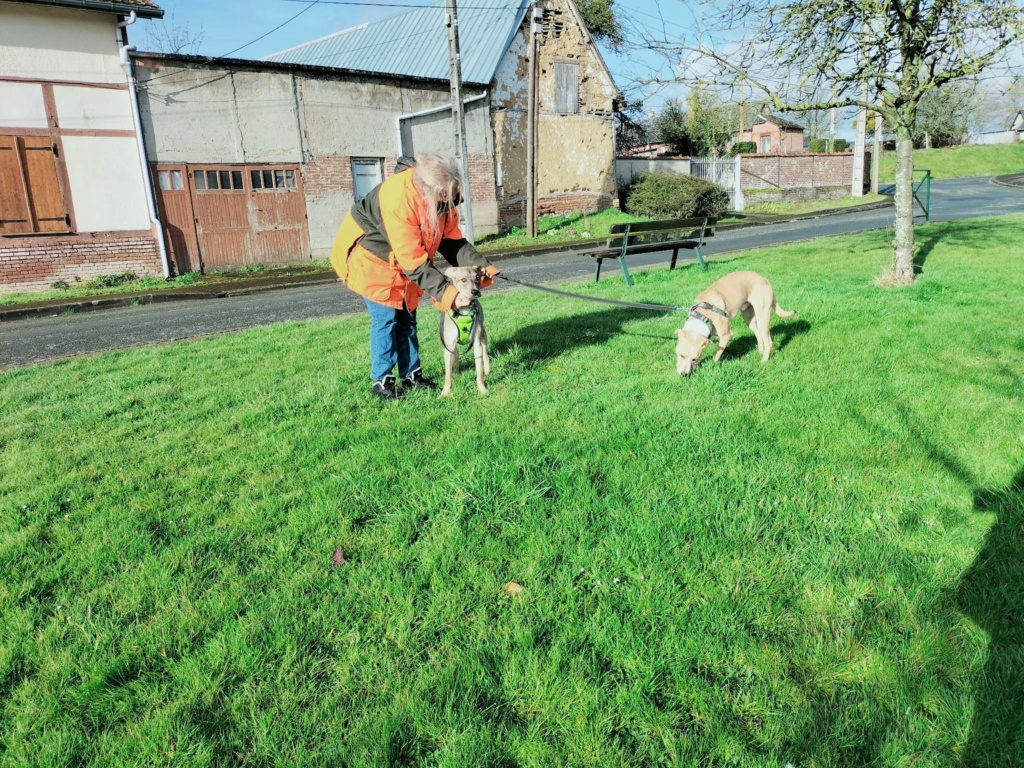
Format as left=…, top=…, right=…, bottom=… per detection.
left=491, top=0, right=619, bottom=228
left=972, top=130, right=1021, bottom=145
left=615, top=157, right=691, bottom=189
left=0, top=5, right=160, bottom=292
left=136, top=59, right=499, bottom=256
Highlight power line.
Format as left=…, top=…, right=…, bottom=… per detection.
left=139, top=0, right=323, bottom=86
left=276, top=0, right=525, bottom=7
left=139, top=5, right=523, bottom=88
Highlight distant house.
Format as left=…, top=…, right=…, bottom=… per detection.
left=133, top=0, right=622, bottom=275
left=733, top=106, right=806, bottom=154
left=0, top=0, right=168, bottom=293
left=971, top=110, right=1024, bottom=145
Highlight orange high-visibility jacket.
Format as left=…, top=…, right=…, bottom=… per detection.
left=329, top=166, right=495, bottom=312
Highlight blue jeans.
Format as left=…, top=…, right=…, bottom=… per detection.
left=364, top=298, right=421, bottom=381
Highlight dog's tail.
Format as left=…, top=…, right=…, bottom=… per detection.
left=773, top=299, right=797, bottom=318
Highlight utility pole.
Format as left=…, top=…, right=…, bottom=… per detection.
left=852, top=81, right=868, bottom=196
left=525, top=5, right=542, bottom=237
left=871, top=106, right=882, bottom=195
left=445, top=0, right=474, bottom=242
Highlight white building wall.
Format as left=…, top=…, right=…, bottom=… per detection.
left=53, top=85, right=135, bottom=131
left=62, top=136, right=151, bottom=232
left=0, top=6, right=154, bottom=236
left=0, top=4, right=125, bottom=84
left=0, top=81, right=49, bottom=128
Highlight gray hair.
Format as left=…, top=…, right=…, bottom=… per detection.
left=412, top=154, right=462, bottom=239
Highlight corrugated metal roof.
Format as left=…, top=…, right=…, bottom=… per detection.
left=263, top=0, right=528, bottom=85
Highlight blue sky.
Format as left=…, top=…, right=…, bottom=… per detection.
left=137, top=0, right=693, bottom=106
left=136, top=0, right=861, bottom=137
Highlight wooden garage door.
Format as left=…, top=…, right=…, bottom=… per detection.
left=153, top=165, right=200, bottom=274
left=187, top=164, right=309, bottom=270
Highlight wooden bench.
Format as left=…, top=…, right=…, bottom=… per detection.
left=587, top=217, right=716, bottom=286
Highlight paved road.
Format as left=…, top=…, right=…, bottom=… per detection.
left=4, top=176, right=1024, bottom=368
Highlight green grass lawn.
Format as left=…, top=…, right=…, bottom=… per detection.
left=3, top=217, right=1024, bottom=766
left=0, top=262, right=333, bottom=308
left=745, top=192, right=889, bottom=216
left=879, top=142, right=1024, bottom=181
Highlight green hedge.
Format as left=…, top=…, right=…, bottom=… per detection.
left=808, top=138, right=849, bottom=153
left=731, top=141, right=757, bottom=155
left=623, top=173, right=731, bottom=219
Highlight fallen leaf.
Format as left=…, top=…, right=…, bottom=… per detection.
left=331, top=548, right=347, bottom=566
left=503, top=581, right=524, bottom=596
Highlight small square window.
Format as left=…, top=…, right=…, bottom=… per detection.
left=219, top=171, right=231, bottom=190
left=171, top=170, right=184, bottom=190
left=158, top=170, right=171, bottom=190
left=206, top=171, right=219, bottom=190
left=194, top=171, right=207, bottom=190
left=285, top=170, right=296, bottom=189
left=251, top=170, right=262, bottom=189
left=274, top=170, right=285, bottom=189
left=232, top=170, right=243, bottom=189
left=263, top=170, right=274, bottom=188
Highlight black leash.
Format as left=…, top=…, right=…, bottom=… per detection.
left=495, top=274, right=685, bottom=313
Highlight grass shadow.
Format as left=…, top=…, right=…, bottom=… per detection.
left=492, top=306, right=672, bottom=368
left=873, top=392, right=1024, bottom=767
left=913, top=217, right=1008, bottom=274
left=957, top=466, right=1024, bottom=767
left=719, top=318, right=812, bottom=360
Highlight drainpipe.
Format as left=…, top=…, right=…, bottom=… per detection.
left=118, top=15, right=171, bottom=279
left=395, top=92, right=488, bottom=158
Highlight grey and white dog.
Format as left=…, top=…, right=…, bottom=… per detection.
left=440, top=266, right=491, bottom=396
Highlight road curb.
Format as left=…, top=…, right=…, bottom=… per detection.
left=1, top=197, right=895, bottom=322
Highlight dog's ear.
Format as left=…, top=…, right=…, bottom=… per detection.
left=444, top=267, right=457, bottom=279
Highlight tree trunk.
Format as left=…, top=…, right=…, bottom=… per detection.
left=891, top=132, right=916, bottom=284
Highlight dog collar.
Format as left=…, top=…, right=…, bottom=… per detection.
left=683, top=315, right=712, bottom=338
left=691, top=301, right=728, bottom=318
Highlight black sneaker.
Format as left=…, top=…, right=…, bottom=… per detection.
left=402, top=369, right=438, bottom=391
left=371, top=375, right=400, bottom=400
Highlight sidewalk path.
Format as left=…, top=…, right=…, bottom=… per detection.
left=4, top=176, right=1023, bottom=368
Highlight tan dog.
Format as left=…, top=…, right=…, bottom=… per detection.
left=674, top=270, right=795, bottom=375
left=440, top=266, right=490, bottom=395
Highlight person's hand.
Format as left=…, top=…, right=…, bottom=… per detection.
left=454, top=294, right=472, bottom=309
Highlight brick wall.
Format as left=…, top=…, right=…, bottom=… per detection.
left=739, top=152, right=866, bottom=202
left=0, top=232, right=163, bottom=293
left=499, top=191, right=614, bottom=230
left=467, top=155, right=497, bottom=203
left=302, top=156, right=355, bottom=199
left=303, top=154, right=493, bottom=200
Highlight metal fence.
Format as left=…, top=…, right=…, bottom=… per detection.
left=690, top=157, right=742, bottom=210
left=614, top=155, right=745, bottom=211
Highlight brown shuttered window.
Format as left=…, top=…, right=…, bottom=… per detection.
left=554, top=61, right=579, bottom=115
left=0, top=135, right=70, bottom=235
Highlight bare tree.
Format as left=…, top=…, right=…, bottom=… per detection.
left=142, top=9, right=205, bottom=56
left=631, top=0, right=1024, bottom=284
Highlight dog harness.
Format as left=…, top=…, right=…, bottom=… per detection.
left=440, top=300, right=482, bottom=353
left=686, top=301, right=727, bottom=340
